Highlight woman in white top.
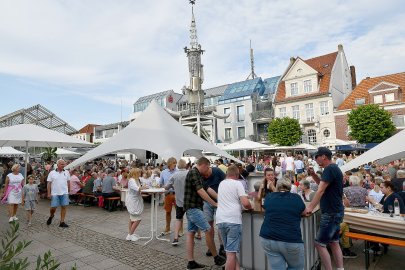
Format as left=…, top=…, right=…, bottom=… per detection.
left=125, top=168, right=147, bottom=241
left=367, top=177, right=384, bottom=206
left=2, top=164, right=24, bottom=222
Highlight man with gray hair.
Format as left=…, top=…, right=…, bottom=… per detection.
left=165, top=159, right=188, bottom=246
left=46, top=159, right=70, bottom=228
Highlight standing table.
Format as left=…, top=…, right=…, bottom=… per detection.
left=141, top=188, right=169, bottom=245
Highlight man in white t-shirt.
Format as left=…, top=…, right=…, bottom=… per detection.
left=46, top=159, right=70, bottom=228
left=216, top=165, right=252, bottom=270
left=284, top=152, right=295, bottom=182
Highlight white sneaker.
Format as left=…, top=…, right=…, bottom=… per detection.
left=130, top=234, right=139, bottom=242
left=9, top=217, right=14, bottom=223
left=125, top=234, right=132, bottom=241
left=13, top=216, right=18, bottom=221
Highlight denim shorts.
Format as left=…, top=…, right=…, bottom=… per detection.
left=315, top=212, right=344, bottom=247
left=203, top=201, right=217, bottom=222
left=186, top=208, right=211, bottom=233
left=50, top=194, right=69, bottom=208
left=218, top=223, right=242, bottom=253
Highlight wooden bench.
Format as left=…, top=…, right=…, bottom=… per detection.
left=345, top=232, right=405, bottom=269
left=104, top=197, right=121, bottom=211
left=83, top=194, right=96, bottom=207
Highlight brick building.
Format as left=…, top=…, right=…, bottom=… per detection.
left=335, top=72, right=405, bottom=140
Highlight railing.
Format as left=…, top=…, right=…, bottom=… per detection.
left=250, top=110, right=273, bottom=122
left=299, top=116, right=319, bottom=125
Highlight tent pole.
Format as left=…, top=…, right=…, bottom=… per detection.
left=25, top=141, right=28, bottom=184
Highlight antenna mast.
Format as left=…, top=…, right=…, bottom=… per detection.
left=246, top=40, right=257, bottom=80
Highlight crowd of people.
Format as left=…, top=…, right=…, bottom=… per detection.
left=1, top=147, right=405, bottom=270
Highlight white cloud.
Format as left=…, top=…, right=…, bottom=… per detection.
left=0, top=0, right=404, bottom=108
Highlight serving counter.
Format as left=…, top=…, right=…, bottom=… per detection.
left=240, top=207, right=321, bottom=270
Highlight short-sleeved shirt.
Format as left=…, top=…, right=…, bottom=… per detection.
left=260, top=192, right=305, bottom=243
left=320, top=163, right=343, bottom=214
left=382, top=193, right=405, bottom=214
left=102, top=176, right=116, bottom=193
left=47, top=170, right=70, bottom=196
left=343, top=186, right=368, bottom=208
left=82, top=177, right=95, bottom=194
left=183, top=167, right=204, bottom=211
left=216, top=179, right=246, bottom=225
left=70, top=175, right=82, bottom=194
left=203, top=167, right=226, bottom=197
left=23, top=184, right=39, bottom=201
left=168, top=169, right=188, bottom=207
left=160, top=168, right=177, bottom=192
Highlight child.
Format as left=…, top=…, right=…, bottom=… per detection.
left=21, top=175, right=39, bottom=226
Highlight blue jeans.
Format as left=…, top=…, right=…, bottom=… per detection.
left=260, top=238, right=304, bottom=270
left=315, top=212, right=344, bottom=247
left=186, top=208, right=210, bottom=233
left=218, top=223, right=242, bottom=253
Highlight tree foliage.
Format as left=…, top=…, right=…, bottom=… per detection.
left=42, top=147, right=57, bottom=162
left=347, top=104, right=396, bottom=143
left=0, top=222, right=77, bottom=270
left=268, top=117, right=303, bottom=146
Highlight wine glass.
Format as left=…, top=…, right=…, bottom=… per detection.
left=388, top=205, right=394, bottom=217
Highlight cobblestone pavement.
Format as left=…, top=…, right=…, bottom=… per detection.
left=0, top=200, right=221, bottom=270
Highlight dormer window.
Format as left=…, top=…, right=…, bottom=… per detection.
left=374, top=95, right=383, bottom=104
left=304, top=80, right=312, bottom=93
left=385, top=93, right=395, bottom=102
left=355, top=98, right=365, bottom=105
left=291, top=83, right=298, bottom=96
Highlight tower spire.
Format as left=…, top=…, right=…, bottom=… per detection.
left=190, top=5, right=199, bottom=49
left=246, top=39, right=257, bottom=80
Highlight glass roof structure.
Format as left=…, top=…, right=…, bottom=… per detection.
left=0, top=104, right=77, bottom=135
left=219, top=77, right=265, bottom=102
left=263, top=76, right=281, bottom=95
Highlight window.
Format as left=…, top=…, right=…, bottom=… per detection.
left=385, top=93, right=395, bottom=102
left=323, top=129, right=330, bottom=138
left=307, top=129, right=317, bottom=144
left=320, top=101, right=329, bottom=116
left=292, top=105, right=300, bottom=120
left=225, top=128, right=232, bottom=141
left=305, top=103, right=314, bottom=122
left=279, top=107, right=287, bottom=118
left=237, top=105, right=245, bottom=122
left=224, top=108, right=231, bottom=123
left=374, top=95, right=383, bottom=104
left=355, top=98, right=365, bottom=105
left=290, top=83, right=298, bottom=96
left=304, top=80, right=312, bottom=93
left=237, top=127, right=245, bottom=139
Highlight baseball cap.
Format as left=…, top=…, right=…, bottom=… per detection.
left=313, top=147, right=332, bottom=159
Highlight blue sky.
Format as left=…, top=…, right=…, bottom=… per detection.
left=0, top=0, right=404, bottom=130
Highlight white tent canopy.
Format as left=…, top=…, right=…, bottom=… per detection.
left=0, top=124, right=92, bottom=180
left=0, top=124, right=93, bottom=148
left=0, top=147, right=25, bottom=156
left=67, top=100, right=241, bottom=169
left=340, top=129, right=405, bottom=172
left=222, top=139, right=270, bottom=151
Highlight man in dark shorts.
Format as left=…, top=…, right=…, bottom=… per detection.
left=305, top=147, right=344, bottom=270
left=184, top=157, right=226, bottom=269
left=165, top=159, right=188, bottom=246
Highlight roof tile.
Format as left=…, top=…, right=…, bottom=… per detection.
left=338, top=72, right=405, bottom=110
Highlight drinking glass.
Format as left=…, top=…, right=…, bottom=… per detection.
left=388, top=205, right=394, bottom=217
